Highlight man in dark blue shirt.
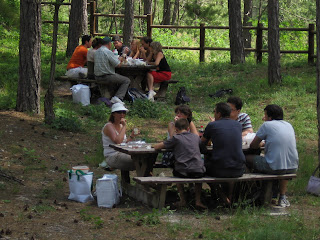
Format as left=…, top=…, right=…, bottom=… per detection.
left=201, top=102, right=245, bottom=203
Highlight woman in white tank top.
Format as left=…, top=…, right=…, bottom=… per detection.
left=100, top=103, right=136, bottom=171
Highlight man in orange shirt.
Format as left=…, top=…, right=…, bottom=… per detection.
left=66, top=35, right=93, bottom=78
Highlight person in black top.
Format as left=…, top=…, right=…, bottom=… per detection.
left=112, top=35, right=131, bottom=56
left=146, top=41, right=172, bottom=101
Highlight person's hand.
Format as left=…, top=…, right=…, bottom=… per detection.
left=208, top=115, right=215, bottom=122
left=124, top=47, right=130, bottom=54
left=139, top=47, right=146, bottom=53
left=130, top=128, right=140, bottom=138
left=174, top=116, right=179, bottom=122
left=120, top=118, right=127, bottom=126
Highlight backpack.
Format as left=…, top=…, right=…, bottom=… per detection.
left=174, top=87, right=190, bottom=105
left=208, top=88, right=233, bottom=99
left=127, top=88, right=148, bottom=102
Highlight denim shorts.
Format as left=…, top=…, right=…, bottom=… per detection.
left=253, top=155, right=297, bottom=175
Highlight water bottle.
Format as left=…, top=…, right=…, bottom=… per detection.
left=113, top=49, right=118, bottom=56
left=199, top=125, right=204, bottom=137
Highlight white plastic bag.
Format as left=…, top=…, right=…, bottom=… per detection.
left=68, top=170, right=94, bottom=203
left=70, top=84, right=90, bottom=106
left=242, top=132, right=256, bottom=149
left=96, top=174, right=121, bottom=208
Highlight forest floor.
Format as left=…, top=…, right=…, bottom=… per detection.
left=0, top=84, right=320, bottom=240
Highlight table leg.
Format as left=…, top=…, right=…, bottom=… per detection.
left=262, top=180, right=273, bottom=205
left=129, top=76, right=145, bottom=92
left=132, top=153, right=158, bottom=177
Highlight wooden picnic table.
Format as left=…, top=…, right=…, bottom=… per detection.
left=109, top=144, right=268, bottom=208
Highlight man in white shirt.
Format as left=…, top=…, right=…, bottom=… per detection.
left=94, top=37, right=130, bottom=104
left=246, top=104, right=299, bottom=207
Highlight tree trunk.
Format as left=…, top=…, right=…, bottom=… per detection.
left=144, top=0, right=152, bottom=15
left=316, top=0, right=320, bottom=164
left=123, top=0, right=134, bottom=46
left=243, top=0, right=253, bottom=50
left=162, top=0, right=171, bottom=25
left=45, top=1, right=63, bottom=124
left=228, top=0, right=245, bottom=64
left=17, top=0, right=41, bottom=114
left=268, top=0, right=281, bottom=85
left=66, top=0, right=88, bottom=57
left=152, top=0, right=157, bottom=22
left=171, top=0, right=179, bottom=25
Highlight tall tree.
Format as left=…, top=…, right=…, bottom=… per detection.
left=228, top=0, right=245, bottom=64
left=162, top=0, right=171, bottom=25
left=268, top=0, right=281, bottom=85
left=17, top=0, right=41, bottom=113
left=123, top=0, right=134, bottom=46
left=316, top=0, right=320, bottom=163
left=66, top=0, right=88, bottom=57
left=45, top=0, right=64, bottom=124
left=243, top=0, right=253, bottom=50
left=144, top=0, right=152, bottom=15
left=171, top=0, right=179, bottom=25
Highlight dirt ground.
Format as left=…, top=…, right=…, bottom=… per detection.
left=1, top=87, right=320, bottom=240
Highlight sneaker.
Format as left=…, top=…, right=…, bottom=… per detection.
left=110, top=96, right=124, bottom=105
left=148, top=90, right=156, bottom=101
left=278, top=197, right=290, bottom=207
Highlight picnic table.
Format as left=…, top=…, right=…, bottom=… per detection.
left=109, top=144, right=296, bottom=209
left=56, top=64, right=178, bottom=99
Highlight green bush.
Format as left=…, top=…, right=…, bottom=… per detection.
left=51, top=116, right=83, bottom=132
left=79, top=103, right=111, bottom=122
left=128, top=99, right=171, bottom=120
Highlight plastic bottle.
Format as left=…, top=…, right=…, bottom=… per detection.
left=113, top=49, right=118, bottom=56
left=199, top=125, right=204, bottom=134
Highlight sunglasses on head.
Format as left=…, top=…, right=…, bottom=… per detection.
left=115, top=110, right=127, bottom=114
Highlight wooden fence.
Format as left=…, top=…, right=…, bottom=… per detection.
left=42, top=1, right=316, bottom=64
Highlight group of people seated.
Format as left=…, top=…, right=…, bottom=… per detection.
left=65, top=35, right=171, bottom=102
left=101, top=96, right=299, bottom=209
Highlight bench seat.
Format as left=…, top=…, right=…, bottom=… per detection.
left=132, top=173, right=296, bottom=209
left=56, top=75, right=178, bottom=99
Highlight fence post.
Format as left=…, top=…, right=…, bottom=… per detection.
left=256, top=23, right=263, bottom=63
left=147, top=14, right=153, bottom=38
left=200, top=23, right=205, bottom=62
left=90, top=0, right=96, bottom=36
left=308, top=23, right=315, bottom=65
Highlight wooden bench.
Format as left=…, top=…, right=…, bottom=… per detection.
left=56, top=76, right=178, bottom=99
left=133, top=173, right=297, bottom=209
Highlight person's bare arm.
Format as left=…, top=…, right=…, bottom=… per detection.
left=153, top=142, right=165, bottom=150
left=250, top=136, right=262, bottom=149
left=103, top=122, right=127, bottom=144
left=189, top=121, right=198, bottom=135
left=168, top=122, right=175, bottom=138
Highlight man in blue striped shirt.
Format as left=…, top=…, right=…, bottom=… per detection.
left=227, top=96, right=253, bottom=137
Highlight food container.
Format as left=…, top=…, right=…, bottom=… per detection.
left=72, top=166, right=90, bottom=173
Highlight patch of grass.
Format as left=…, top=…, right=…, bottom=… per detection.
left=51, top=116, right=83, bottom=132
left=79, top=207, right=104, bottom=229
left=32, top=204, right=55, bottom=213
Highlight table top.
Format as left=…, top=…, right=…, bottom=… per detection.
left=116, top=65, right=156, bottom=70
left=109, top=144, right=259, bottom=155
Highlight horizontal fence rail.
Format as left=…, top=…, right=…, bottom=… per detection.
left=41, top=0, right=316, bottom=63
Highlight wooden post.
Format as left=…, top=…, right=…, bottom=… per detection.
left=200, top=23, right=205, bottom=62
left=308, top=23, right=315, bottom=65
left=90, top=0, right=96, bottom=36
left=256, top=23, right=263, bottom=63
left=147, top=14, right=152, bottom=38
